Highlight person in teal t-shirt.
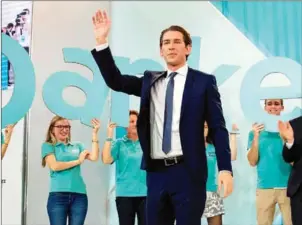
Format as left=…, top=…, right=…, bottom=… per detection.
left=247, top=99, right=292, bottom=225
left=42, top=115, right=100, bottom=225
left=102, top=110, right=147, bottom=225
left=202, top=122, right=238, bottom=225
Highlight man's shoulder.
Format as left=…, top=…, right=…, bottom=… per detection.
left=189, top=68, right=215, bottom=82
left=290, top=115, right=302, bottom=143
left=143, top=68, right=215, bottom=81
left=290, top=115, right=302, bottom=126
left=189, top=67, right=214, bottom=79
left=290, top=115, right=302, bottom=133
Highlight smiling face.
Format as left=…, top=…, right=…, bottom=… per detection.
left=52, top=119, right=71, bottom=142
left=264, top=99, right=284, bottom=115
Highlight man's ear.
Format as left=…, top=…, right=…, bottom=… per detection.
left=186, top=44, right=192, bottom=56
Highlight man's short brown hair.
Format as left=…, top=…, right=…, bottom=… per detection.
left=159, top=25, right=192, bottom=60
left=129, top=110, right=139, bottom=117
left=159, top=25, right=192, bottom=48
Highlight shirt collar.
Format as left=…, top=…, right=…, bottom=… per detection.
left=55, top=141, right=74, bottom=147
left=121, top=135, right=139, bottom=143
left=121, top=135, right=129, bottom=142
left=167, top=64, right=188, bottom=77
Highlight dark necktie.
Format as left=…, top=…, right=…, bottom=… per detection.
left=162, top=72, right=177, bottom=154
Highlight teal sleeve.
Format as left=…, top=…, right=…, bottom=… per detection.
left=77, top=142, right=86, bottom=153
left=41, top=142, right=55, bottom=159
left=247, top=131, right=254, bottom=150
left=111, top=140, right=120, bottom=161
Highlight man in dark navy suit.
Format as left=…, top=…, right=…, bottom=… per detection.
left=279, top=116, right=302, bottom=225
left=91, top=10, right=233, bottom=225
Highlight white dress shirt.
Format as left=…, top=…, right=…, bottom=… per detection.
left=149, top=65, right=187, bottom=159
left=95, top=43, right=186, bottom=159
left=286, top=141, right=294, bottom=149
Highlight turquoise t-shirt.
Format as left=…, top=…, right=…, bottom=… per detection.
left=41, top=142, right=87, bottom=194
left=206, top=144, right=218, bottom=192
left=111, top=135, right=147, bottom=197
left=247, top=131, right=292, bottom=189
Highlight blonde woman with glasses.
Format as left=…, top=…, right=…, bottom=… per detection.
left=41, top=115, right=100, bottom=225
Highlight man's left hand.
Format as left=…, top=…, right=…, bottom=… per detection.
left=218, top=171, right=233, bottom=198
left=278, top=120, right=294, bottom=143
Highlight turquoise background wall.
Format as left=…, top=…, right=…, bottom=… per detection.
left=211, top=1, right=302, bottom=64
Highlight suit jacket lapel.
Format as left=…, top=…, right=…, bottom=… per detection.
left=141, top=71, right=166, bottom=108
left=180, top=68, right=195, bottom=120
left=150, top=71, right=167, bottom=87
left=142, top=69, right=194, bottom=120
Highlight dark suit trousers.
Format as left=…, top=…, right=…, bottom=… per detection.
left=146, top=163, right=206, bottom=225
left=291, top=185, right=302, bottom=225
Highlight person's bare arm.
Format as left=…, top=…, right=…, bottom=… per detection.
left=45, top=150, right=89, bottom=171
left=102, top=122, right=116, bottom=164
left=102, top=141, right=114, bottom=164
left=86, top=119, right=101, bottom=162
left=1, top=143, right=9, bottom=160
left=1, top=124, right=15, bottom=160
left=45, top=154, right=81, bottom=171
left=247, top=137, right=259, bottom=166
left=247, top=123, right=264, bottom=166
left=229, top=124, right=239, bottom=161
left=230, top=134, right=237, bottom=161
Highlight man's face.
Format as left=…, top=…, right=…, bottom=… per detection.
left=264, top=99, right=284, bottom=115
left=160, top=31, right=191, bottom=67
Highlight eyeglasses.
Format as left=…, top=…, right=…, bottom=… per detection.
left=53, top=125, right=71, bottom=130
left=266, top=101, right=282, bottom=106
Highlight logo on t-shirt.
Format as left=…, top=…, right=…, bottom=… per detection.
left=71, top=148, right=80, bottom=155
left=207, top=151, right=216, bottom=158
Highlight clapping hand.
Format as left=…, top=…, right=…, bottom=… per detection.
left=278, top=120, right=294, bottom=144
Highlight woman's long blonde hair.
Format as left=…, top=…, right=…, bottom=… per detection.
left=42, top=116, right=71, bottom=167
